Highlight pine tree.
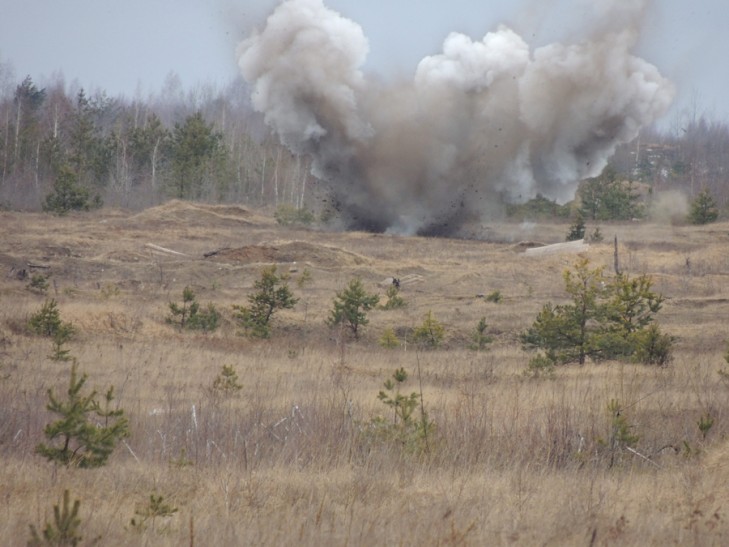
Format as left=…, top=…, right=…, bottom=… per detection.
left=412, top=310, right=446, bottom=349
left=688, top=188, right=719, bottom=225
left=327, top=278, right=379, bottom=340
left=233, top=266, right=298, bottom=338
left=36, top=363, right=129, bottom=468
left=28, top=490, right=84, bottom=547
left=522, top=258, right=672, bottom=366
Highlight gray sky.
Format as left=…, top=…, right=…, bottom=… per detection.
left=1, top=0, right=726, bottom=127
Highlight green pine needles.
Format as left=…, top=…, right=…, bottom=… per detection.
left=233, top=266, right=298, bottom=338
left=412, top=310, right=445, bottom=349
left=36, top=363, right=129, bottom=468
left=28, top=490, right=88, bottom=547
left=166, top=286, right=220, bottom=332
left=522, top=258, right=674, bottom=367
left=369, top=368, right=434, bottom=453
left=327, top=278, right=379, bottom=340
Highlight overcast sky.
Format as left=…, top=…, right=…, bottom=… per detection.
left=1, top=0, right=726, bottom=127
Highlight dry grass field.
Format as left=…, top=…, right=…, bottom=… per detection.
left=3, top=200, right=729, bottom=545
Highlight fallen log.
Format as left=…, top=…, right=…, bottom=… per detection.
left=145, top=243, right=190, bottom=257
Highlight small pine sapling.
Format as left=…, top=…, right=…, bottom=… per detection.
left=378, top=328, right=400, bottom=349
left=212, top=364, right=243, bottom=395
left=412, top=310, right=445, bottom=349
left=27, top=273, right=50, bottom=295
left=327, top=278, right=379, bottom=340
left=698, top=412, right=714, bottom=440
left=28, top=490, right=88, bottom=547
left=603, top=399, right=639, bottom=468
left=469, top=317, right=493, bottom=351
left=233, top=266, right=298, bottom=338
left=372, top=368, right=434, bottom=452
left=49, top=323, right=75, bottom=362
left=130, top=494, right=178, bottom=533
left=380, top=283, right=405, bottom=310
left=485, top=290, right=502, bottom=303
left=378, top=368, right=418, bottom=426
left=36, top=363, right=129, bottom=468
left=566, top=212, right=586, bottom=241
left=167, top=287, right=220, bottom=332
left=29, top=299, right=74, bottom=339
left=297, top=267, right=313, bottom=288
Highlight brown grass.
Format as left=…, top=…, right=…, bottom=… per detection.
left=2, top=202, right=729, bottom=545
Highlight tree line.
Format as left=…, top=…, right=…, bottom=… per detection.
left=1, top=69, right=728, bottom=216
left=0, top=72, right=313, bottom=212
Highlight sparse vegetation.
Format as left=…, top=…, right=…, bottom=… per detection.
left=3, top=204, right=729, bottom=544
left=27, top=273, right=50, bottom=295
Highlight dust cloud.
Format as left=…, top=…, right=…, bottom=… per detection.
left=237, top=0, right=673, bottom=235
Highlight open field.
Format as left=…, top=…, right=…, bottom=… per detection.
left=3, top=201, right=729, bottom=545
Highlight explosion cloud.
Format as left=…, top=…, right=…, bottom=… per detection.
left=237, top=0, right=674, bottom=235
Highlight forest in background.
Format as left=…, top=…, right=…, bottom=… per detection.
left=1, top=66, right=728, bottom=219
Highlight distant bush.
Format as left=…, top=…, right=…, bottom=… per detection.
left=687, top=188, right=719, bottom=225
left=27, top=273, right=49, bottom=295
left=378, top=328, right=400, bottom=349
left=578, top=167, right=644, bottom=221
left=506, top=194, right=570, bottom=220
left=412, top=310, right=445, bottom=349
left=522, top=258, right=672, bottom=366
left=380, top=283, right=405, bottom=310
left=469, top=317, right=493, bottom=351
left=566, top=212, right=586, bottom=241
left=43, top=165, right=101, bottom=215
left=29, top=299, right=74, bottom=339
left=166, top=286, right=220, bottom=332
left=274, top=204, right=315, bottom=226
left=28, top=490, right=86, bottom=547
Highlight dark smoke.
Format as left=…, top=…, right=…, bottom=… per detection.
left=237, top=0, right=673, bottom=235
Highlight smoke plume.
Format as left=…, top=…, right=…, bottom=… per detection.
left=237, top=0, right=673, bottom=235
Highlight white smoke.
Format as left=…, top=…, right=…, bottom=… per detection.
left=237, top=0, right=674, bottom=235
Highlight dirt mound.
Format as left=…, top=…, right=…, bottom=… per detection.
left=126, top=200, right=273, bottom=228
left=208, top=240, right=370, bottom=269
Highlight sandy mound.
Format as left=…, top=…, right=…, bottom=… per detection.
left=126, top=200, right=273, bottom=228
left=207, top=240, right=370, bottom=269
